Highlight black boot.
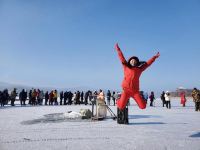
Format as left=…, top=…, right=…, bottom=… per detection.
left=117, top=106, right=129, bottom=124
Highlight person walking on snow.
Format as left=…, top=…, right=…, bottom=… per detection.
left=115, top=43, right=160, bottom=110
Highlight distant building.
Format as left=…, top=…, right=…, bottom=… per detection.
left=170, top=87, right=193, bottom=97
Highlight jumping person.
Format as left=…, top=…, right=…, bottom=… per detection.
left=115, top=43, right=160, bottom=110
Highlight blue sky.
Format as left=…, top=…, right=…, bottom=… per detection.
left=0, top=0, right=200, bottom=92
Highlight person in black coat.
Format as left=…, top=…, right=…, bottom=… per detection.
left=60, top=91, right=64, bottom=105
left=160, top=91, right=166, bottom=107
left=0, top=91, right=3, bottom=107
left=10, top=88, right=17, bottom=106
left=2, top=89, right=9, bottom=106
left=80, top=91, right=84, bottom=104
left=84, top=91, right=89, bottom=105
left=19, top=90, right=23, bottom=106
left=106, top=90, right=111, bottom=106
left=29, top=90, right=32, bottom=105
left=45, top=91, right=49, bottom=105
left=75, top=91, right=81, bottom=105
left=63, top=91, right=67, bottom=105
left=68, top=91, right=73, bottom=105
left=112, top=91, right=116, bottom=106
left=149, top=91, right=155, bottom=107
left=21, top=89, right=27, bottom=105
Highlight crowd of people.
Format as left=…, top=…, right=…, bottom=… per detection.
left=0, top=88, right=119, bottom=107
left=0, top=88, right=200, bottom=112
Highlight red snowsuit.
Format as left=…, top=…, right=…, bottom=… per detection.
left=180, top=92, right=186, bottom=106
left=116, top=46, right=158, bottom=110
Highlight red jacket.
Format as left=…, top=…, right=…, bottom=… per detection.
left=180, top=92, right=186, bottom=104
left=116, top=48, right=157, bottom=92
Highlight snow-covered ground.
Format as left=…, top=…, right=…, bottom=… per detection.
left=0, top=98, right=200, bottom=150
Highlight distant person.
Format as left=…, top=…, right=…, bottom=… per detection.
left=28, top=90, right=32, bottom=105
left=97, top=89, right=105, bottom=101
left=84, top=91, right=89, bottom=105
left=2, top=89, right=9, bottom=106
left=75, top=91, right=81, bottom=105
left=143, top=92, right=148, bottom=104
left=88, top=91, right=93, bottom=105
left=36, top=89, right=40, bottom=105
left=106, top=90, right=111, bottom=105
left=32, top=89, right=37, bottom=105
left=160, top=91, right=166, bottom=107
left=67, top=91, right=73, bottom=105
left=53, top=90, right=58, bottom=105
left=112, top=91, right=117, bottom=106
left=115, top=43, right=160, bottom=110
left=140, top=91, right=145, bottom=103
left=149, top=91, right=155, bottom=107
left=73, top=92, right=77, bottom=104
left=49, top=91, right=54, bottom=105
left=10, top=88, right=17, bottom=106
left=191, top=88, right=200, bottom=111
left=165, top=91, right=171, bottom=109
left=60, top=91, right=63, bottom=105
left=0, top=91, right=3, bottom=107
left=180, top=92, right=186, bottom=107
left=45, top=91, right=49, bottom=105
left=81, top=91, right=84, bottom=104
left=38, top=90, right=44, bottom=105
left=19, top=90, right=23, bottom=106
left=93, top=91, right=98, bottom=105
left=21, top=89, right=27, bottom=105
left=63, top=91, right=67, bottom=105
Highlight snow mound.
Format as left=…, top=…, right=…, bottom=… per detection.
left=63, top=111, right=82, bottom=119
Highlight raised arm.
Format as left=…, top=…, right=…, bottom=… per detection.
left=141, top=52, right=160, bottom=71
left=115, top=43, right=127, bottom=65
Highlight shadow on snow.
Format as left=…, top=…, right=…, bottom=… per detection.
left=189, top=132, right=200, bottom=138
left=21, top=113, right=91, bottom=125
left=128, top=115, right=162, bottom=119
left=129, top=122, right=166, bottom=125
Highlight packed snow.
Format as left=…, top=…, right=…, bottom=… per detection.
left=0, top=98, right=200, bottom=150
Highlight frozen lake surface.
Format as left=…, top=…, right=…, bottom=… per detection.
left=0, top=98, right=200, bottom=150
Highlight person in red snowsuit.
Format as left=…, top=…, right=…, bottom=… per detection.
left=180, top=92, right=186, bottom=107
left=115, top=43, right=160, bottom=110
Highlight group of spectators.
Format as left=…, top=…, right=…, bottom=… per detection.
left=0, top=88, right=120, bottom=107
left=1, top=88, right=200, bottom=112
